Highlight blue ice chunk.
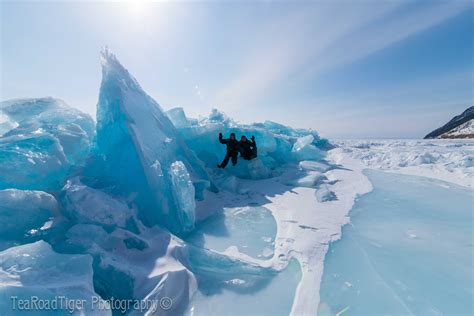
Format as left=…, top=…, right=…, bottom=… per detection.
left=169, top=107, right=330, bottom=180
left=86, top=49, right=215, bottom=234
left=299, top=160, right=331, bottom=172
left=284, top=171, right=327, bottom=188
left=223, top=158, right=273, bottom=180
left=0, top=189, right=58, bottom=249
left=62, top=223, right=196, bottom=314
left=258, top=120, right=293, bottom=134
left=170, top=161, right=196, bottom=233
left=0, top=50, right=333, bottom=315
left=0, top=134, right=69, bottom=190
left=178, top=244, right=277, bottom=284
left=1, top=97, right=61, bottom=121
left=193, top=179, right=211, bottom=201
left=292, top=135, right=325, bottom=161
left=64, top=224, right=110, bottom=251
left=136, top=270, right=196, bottom=316
left=61, top=177, right=136, bottom=229
left=205, top=108, right=231, bottom=124
left=312, top=137, right=335, bottom=150
left=0, top=98, right=94, bottom=190
left=292, top=135, right=313, bottom=152
left=0, top=112, right=18, bottom=136
left=0, top=240, right=110, bottom=315
left=315, top=184, right=337, bottom=202
left=63, top=224, right=151, bottom=301
left=213, top=174, right=239, bottom=193
left=1, top=98, right=94, bottom=163
left=165, top=107, right=192, bottom=128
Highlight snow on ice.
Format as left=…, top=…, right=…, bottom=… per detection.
left=331, top=139, right=473, bottom=188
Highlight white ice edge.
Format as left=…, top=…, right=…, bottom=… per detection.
left=284, top=151, right=372, bottom=315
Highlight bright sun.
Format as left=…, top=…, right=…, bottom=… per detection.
left=129, top=0, right=151, bottom=16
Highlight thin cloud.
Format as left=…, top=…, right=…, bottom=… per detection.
left=287, top=70, right=473, bottom=138
left=213, top=1, right=471, bottom=111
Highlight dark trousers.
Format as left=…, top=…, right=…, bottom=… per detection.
left=241, top=147, right=257, bottom=160
left=220, top=151, right=238, bottom=168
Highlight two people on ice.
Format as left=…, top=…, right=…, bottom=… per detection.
left=217, top=132, right=257, bottom=168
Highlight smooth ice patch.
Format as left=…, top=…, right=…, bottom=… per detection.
left=186, top=259, right=301, bottom=316
left=186, top=206, right=277, bottom=259
left=319, top=170, right=473, bottom=315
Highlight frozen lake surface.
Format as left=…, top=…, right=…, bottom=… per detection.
left=319, top=170, right=473, bottom=316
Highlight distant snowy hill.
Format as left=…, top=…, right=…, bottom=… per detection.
left=440, top=119, right=474, bottom=138
left=424, top=106, right=474, bottom=139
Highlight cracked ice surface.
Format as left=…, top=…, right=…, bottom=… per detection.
left=319, top=170, right=473, bottom=315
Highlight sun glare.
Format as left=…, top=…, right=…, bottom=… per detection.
left=130, top=0, right=149, bottom=15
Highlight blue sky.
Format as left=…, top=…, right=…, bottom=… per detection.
left=1, top=0, right=473, bottom=138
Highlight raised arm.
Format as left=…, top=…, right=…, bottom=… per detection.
left=219, top=133, right=228, bottom=144
left=250, top=135, right=256, bottom=147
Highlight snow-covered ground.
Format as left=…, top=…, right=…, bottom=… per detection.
left=330, top=139, right=473, bottom=188
left=441, top=119, right=474, bottom=138
left=186, top=160, right=372, bottom=315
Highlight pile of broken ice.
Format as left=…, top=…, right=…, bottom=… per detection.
left=0, top=50, right=332, bottom=314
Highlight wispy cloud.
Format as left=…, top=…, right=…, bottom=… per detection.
left=213, top=0, right=471, bottom=111
left=288, top=70, right=473, bottom=138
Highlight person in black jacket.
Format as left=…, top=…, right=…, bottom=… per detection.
left=239, top=135, right=257, bottom=160
left=217, top=132, right=239, bottom=168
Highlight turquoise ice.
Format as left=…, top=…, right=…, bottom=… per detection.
left=165, top=106, right=329, bottom=181
left=186, top=206, right=277, bottom=259
left=319, top=170, right=473, bottom=316
left=84, top=49, right=215, bottom=234
left=0, top=50, right=329, bottom=315
left=0, top=241, right=110, bottom=315
left=183, top=206, right=300, bottom=316
left=0, top=98, right=94, bottom=191
left=0, top=189, right=58, bottom=251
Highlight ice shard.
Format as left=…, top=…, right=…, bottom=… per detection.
left=0, top=189, right=58, bottom=250
left=86, top=49, right=215, bottom=234
left=0, top=241, right=110, bottom=315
